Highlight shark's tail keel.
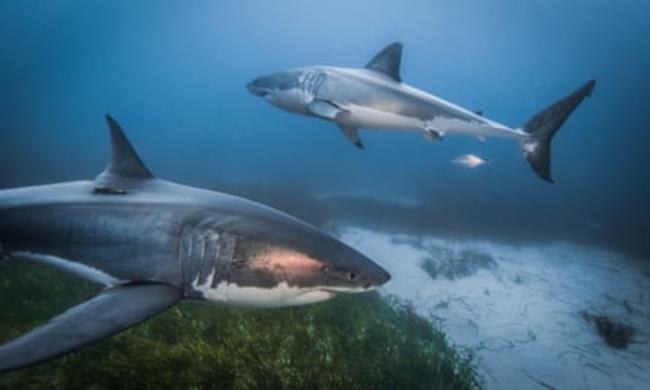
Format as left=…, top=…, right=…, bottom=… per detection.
left=519, top=79, right=596, bottom=182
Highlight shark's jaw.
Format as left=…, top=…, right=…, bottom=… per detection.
left=193, top=281, right=371, bottom=308
left=192, top=280, right=372, bottom=308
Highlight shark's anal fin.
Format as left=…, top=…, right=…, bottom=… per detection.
left=94, top=115, right=154, bottom=193
left=307, top=99, right=342, bottom=120
left=337, top=125, right=363, bottom=149
left=365, top=42, right=403, bottom=82
left=0, top=283, right=181, bottom=373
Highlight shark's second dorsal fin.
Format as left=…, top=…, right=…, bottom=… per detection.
left=365, top=42, right=403, bottom=82
left=94, top=115, right=153, bottom=193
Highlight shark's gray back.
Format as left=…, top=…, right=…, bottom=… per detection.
left=0, top=178, right=339, bottom=288
left=0, top=181, right=193, bottom=285
left=312, top=66, right=477, bottom=122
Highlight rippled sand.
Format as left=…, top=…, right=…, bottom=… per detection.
left=338, top=227, right=650, bottom=389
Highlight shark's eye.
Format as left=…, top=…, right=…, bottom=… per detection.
left=348, top=271, right=356, bottom=281
left=320, top=264, right=329, bottom=272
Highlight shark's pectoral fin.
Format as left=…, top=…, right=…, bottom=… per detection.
left=0, top=283, right=181, bottom=373
left=305, top=99, right=363, bottom=148
left=307, top=99, right=342, bottom=120
left=337, top=125, right=363, bottom=149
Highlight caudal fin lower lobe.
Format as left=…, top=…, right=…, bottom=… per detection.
left=521, top=79, right=596, bottom=182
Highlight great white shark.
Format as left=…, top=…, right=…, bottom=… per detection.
left=247, top=42, right=596, bottom=182
left=0, top=116, right=390, bottom=372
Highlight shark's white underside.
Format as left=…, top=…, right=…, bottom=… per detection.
left=266, top=86, right=527, bottom=141
left=336, top=102, right=526, bottom=140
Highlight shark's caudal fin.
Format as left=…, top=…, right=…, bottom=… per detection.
left=365, top=42, right=403, bottom=82
left=0, top=283, right=181, bottom=373
left=94, top=115, right=154, bottom=193
left=520, top=80, right=596, bottom=182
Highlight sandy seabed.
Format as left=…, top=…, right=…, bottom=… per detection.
left=337, top=227, right=650, bottom=389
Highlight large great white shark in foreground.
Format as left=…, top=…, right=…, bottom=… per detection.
left=0, top=116, right=390, bottom=372
left=247, top=42, right=596, bottom=182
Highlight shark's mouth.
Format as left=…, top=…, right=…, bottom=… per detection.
left=320, top=285, right=377, bottom=294
left=248, top=85, right=270, bottom=97
left=304, top=286, right=376, bottom=305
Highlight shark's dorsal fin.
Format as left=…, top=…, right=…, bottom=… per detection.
left=94, top=115, right=153, bottom=193
left=365, top=42, right=403, bottom=82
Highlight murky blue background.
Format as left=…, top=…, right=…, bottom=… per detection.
left=1, top=0, right=648, bottom=256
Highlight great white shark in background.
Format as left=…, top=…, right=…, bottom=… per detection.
left=247, top=42, right=596, bottom=182
left=0, top=116, right=390, bottom=372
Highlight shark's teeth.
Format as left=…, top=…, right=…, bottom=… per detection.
left=191, top=279, right=335, bottom=308
left=191, top=277, right=371, bottom=308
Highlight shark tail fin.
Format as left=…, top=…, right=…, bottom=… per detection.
left=519, top=79, right=596, bottom=182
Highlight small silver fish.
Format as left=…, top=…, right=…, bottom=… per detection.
left=451, top=154, right=488, bottom=168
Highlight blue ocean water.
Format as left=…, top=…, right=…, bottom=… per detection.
left=0, top=0, right=648, bottom=256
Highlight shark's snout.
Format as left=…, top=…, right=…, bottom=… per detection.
left=360, top=260, right=391, bottom=290
left=246, top=79, right=269, bottom=97
left=375, top=266, right=391, bottom=286
left=321, top=242, right=391, bottom=293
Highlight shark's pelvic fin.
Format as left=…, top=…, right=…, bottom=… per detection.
left=0, top=283, right=181, bottom=373
left=94, top=115, right=154, bottom=192
left=365, top=42, right=403, bottom=82
left=338, top=125, right=363, bottom=149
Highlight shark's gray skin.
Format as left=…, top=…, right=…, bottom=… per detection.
left=0, top=116, right=390, bottom=372
left=247, top=42, right=596, bottom=182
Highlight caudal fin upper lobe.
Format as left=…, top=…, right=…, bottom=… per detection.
left=520, top=80, right=596, bottom=182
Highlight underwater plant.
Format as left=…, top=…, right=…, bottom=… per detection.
left=0, top=261, right=480, bottom=389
